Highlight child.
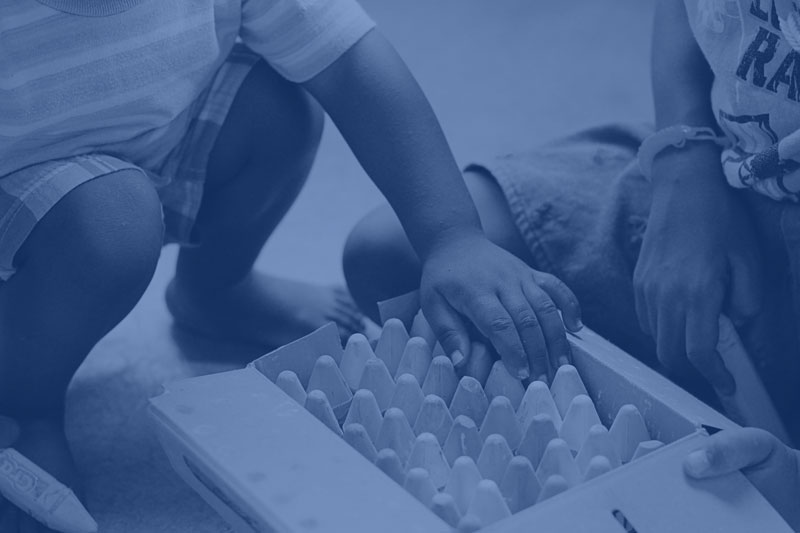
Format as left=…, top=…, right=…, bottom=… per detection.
left=0, top=0, right=581, bottom=530
left=345, top=0, right=800, bottom=439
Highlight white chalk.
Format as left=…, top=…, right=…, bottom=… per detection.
left=463, top=341, right=494, bottom=387
left=631, top=440, right=664, bottom=461
left=422, top=356, right=459, bottom=405
left=410, top=309, right=438, bottom=348
left=343, top=423, right=378, bottom=463
left=275, top=370, right=307, bottom=405
left=430, top=492, right=461, bottom=528
left=517, top=380, right=562, bottom=433
left=341, top=334, right=376, bottom=391
left=559, top=394, right=602, bottom=452
left=500, top=456, right=541, bottom=514
left=575, top=424, right=621, bottom=474
left=479, top=396, right=523, bottom=450
left=550, top=365, right=589, bottom=418
left=406, top=433, right=450, bottom=489
left=535, top=438, right=581, bottom=488
left=304, top=390, right=343, bottom=437
left=389, top=374, right=425, bottom=425
left=376, top=318, right=410, bottom=376
left=583, top=455, right=612, bottom=482
left=358, top=358, right=396, bottom=412
left=375, top=448, right=405, bottom=485
left=466, top=479, right=511, bottom=527
left=536, top=474, right=569, bottom=503
left=449, top=376, right=489, bottom=426
left=404, top=467, right=437, bottom=508
left=609, top=404, right=650, bottom=463
left=306, top=355, right=352, bottom=409
left=375, top=408, right=417, bottom=464
left=443, top=415, right=483, bottom=466
left=395, top=337, right=433, bottom=383
left=456, top=514, right=483, bottom=533
left=484, top=361, right=525, bottom=410
left=344, top=389, right=383, bottom=443
left=517, top=414, right=559, bottom=467
left=414, top=394, right=454, bottom=445
left=445, top=456, right=483, bottom=515
left=476, top=434, right=513, bottom=484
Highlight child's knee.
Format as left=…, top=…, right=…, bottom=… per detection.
left=343, top=206, right=415, bottom=282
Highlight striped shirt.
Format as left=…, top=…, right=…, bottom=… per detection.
left=0, top=0, right=375, bottom=179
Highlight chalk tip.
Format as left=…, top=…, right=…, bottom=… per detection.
left=52, top=492, right=98, bottom=533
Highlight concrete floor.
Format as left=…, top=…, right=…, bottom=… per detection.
left=66, top=1, right=655, bottom=531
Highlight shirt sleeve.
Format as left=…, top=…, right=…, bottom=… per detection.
left=240, top=0, right=376, bottom=83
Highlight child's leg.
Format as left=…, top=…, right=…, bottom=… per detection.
left=0, top=170, right=163, bottom=527
left=166, top=61, right=363, bottom=348
left=343, top=169, right=533, bottom=322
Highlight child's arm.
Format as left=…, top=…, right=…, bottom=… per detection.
left=303, top=29, right=582, bottom=380
left=633, top=0, right=761, bottom=393
left=684, top=428, right=800, bottom=530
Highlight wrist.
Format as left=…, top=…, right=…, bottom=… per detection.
left=649, top=141, right=728, bottom=192
left=417, top=226, right=486, bottom=264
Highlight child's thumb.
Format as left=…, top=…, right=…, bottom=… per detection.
left=684, top=428, right=777, bottom=479
left=422, top=297, right=471, bottom=369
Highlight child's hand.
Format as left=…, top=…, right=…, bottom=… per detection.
left=633, top=145, right=762, bottom=394
left=684, top=428, right=800, bottom=529
left=419, top=234, right=582, bottom=381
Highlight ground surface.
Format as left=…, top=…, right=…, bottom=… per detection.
left=67, top=2, right=655, bottom=530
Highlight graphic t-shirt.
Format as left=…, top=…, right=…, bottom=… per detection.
left=685, top=0, right=800, bottom=201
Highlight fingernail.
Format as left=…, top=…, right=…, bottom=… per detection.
left=516, top=367, right=530, bottom=380
left=558, top=356, right=570, bottom=367
left=451, top=350, right=465, bottom=368
left=685, top=450, right=710, bottom=477
left=574, top=318, right=584, bottom=331
left=536, top=374, right=548, bottom=385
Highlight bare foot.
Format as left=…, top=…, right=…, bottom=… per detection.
left=0, top=418, right=85, bottom=533
left=166, top=272, right=365, bottom=349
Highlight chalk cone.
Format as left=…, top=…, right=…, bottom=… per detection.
left=444, top=456, right=483, bottom=515
left=480, top=396, right=523, bottom=450
left=375, top=448, right=405, bottom=484
left=406, top=433, right=450, bottom=489
left=443, top=415, right=483, bottom=466
left=466, top=479, right=511, bottom=527
left=476, top=434, right=513, bottom=484
left=461, top=341, right=494, bottom=387
left=517, top=414, right=559, bottom=467
left=414, top=394, right=454, bottom=445
left=609, top=404, right=650, bottom=463
left=410, top=309, right=438, bottom=348
left=536, top=474, right=569, bottom=503
left=404, top=467, right=437, bottom=507
left=550, top=365, right=589, bottom=418
left=517, top=380, right=562, bottom=432
left=307, top=355, right=352, bottom=408
left=389, top=374, right=425, bottom=424
left=583, top=455, right=612, bottom=482
left=484, top=361, right=525, bottom=410
left=343, top=423, right=378, bottom=462
left=375, top=408, right=417, bottom=464
left=576, top=424, right=621, bottom=473
left=449, top=376, right=489, bottom=426
left=422, top=356, right=459, bottom=404
left=341, top=334, right=376, bottom=391
left=344, top=389, right=383, bottom=443
left=358, top=358, right=396, bottom=412
left=375, top=318, right=409, bottom=376
left=395, top=337, right=433, bottom=383
left=631, top=440, right=664, bottom=461
left=456, top=514, right=483, bottom=533
left=559, top=394, right=602, bottom=452
left=276, top=370, right=306, bottom=405
left=500, top=456, right=541, bottom=514
left=304, top=390, right=342, bottom=436
left=536, top=438, right=580, bottom=488
left=431, top=492, right=461, bottom=528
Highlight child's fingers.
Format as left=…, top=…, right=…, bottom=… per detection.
left=685, top=298, right=735, bottom=396
left=464, top=296, right=530, bottom=380
left=497, top=291, right=548, bottom=381
left=422, top=294, right=471, bottom=368
left=532, top=271, right=583, bottom=333
left=521, top=281, right=572, bottom=373
left=684, top=428, right=779, bottom=479
left=727, top=254, right=762, bottom=325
